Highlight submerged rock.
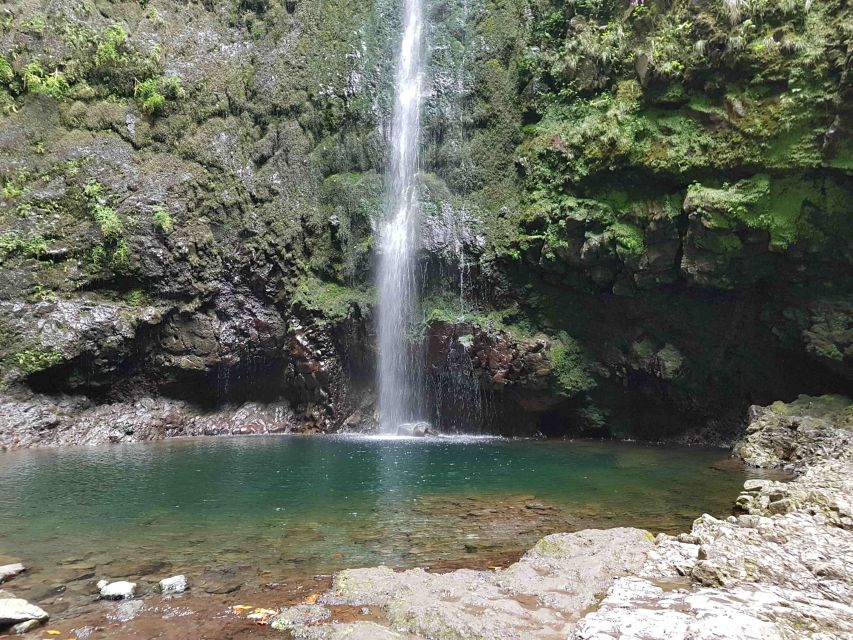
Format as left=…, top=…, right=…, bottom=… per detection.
left=99, top=581, right=137, bottom=600
left=107, top=599, right=144, bottom=623
left=10, top=618, right=43, bottom=634
left=269, top=603, right=331, bottom=632
left=396, top=422, right=432, bottom=437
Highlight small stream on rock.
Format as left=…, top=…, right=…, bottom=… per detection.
left=0, top=436, right=781, bottom=623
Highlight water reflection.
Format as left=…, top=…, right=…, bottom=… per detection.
left=0, top=436, right=763, bottom=595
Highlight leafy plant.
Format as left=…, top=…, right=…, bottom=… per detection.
left=152, top=205, right=174, bottom=233
left=94, top=24, right=129, bottom=67
left=0, top=55, right=13, bottom=84
left=92, top=203, right=123, bottom=239
left=551, top=333, right=596, bottom=397
left=15, top=349, right=62, bottom=374
left=22, top=61, right=69, bottom=98
left=135, top=75, right=183, bottom=115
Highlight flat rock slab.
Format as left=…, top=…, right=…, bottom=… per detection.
left=270, top=604, right=331, bottom=632
left=322, top=528, right=654, bottom=640
left=0, top=597, right=50, bottom=627
left=299, top=622, right=423, bottom=639
left=0, top=564, right=25, bottom=584
left=572, top=402, right=853, bottom=640
left=574, top=577, right=785, bottom=640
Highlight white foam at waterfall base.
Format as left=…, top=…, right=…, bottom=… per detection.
left=376, top=0, right=425, bottom=433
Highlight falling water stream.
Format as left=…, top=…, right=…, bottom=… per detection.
left=377, top=0, right=425, bottom=433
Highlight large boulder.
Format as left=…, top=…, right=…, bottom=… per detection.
left=733, top=395, right=853, bottom=470
left=0, top=598, right=49, bottom=630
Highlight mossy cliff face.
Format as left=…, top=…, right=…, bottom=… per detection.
left=419, top=0, right=853, bottom=438
left=0, top=0, right=850, bottom=441
left=0, top=0, right=391, bottom=430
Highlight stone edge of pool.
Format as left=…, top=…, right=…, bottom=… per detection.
left=257, top=394, right=853, bottom=640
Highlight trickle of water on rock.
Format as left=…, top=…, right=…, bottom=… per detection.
left=377, top=0, right=426, bottom=434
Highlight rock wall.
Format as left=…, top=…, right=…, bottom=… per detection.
left=0, top=0, right=851, bottom=443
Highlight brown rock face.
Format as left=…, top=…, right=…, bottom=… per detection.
left=423, top=321, right=557, bottom=434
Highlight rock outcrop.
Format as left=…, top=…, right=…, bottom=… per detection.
left=0, top=0, right=850, bottom=442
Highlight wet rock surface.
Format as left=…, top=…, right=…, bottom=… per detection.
left=158, top=575, right=188, bottom=595
left=0, top=393, right=304, bottom=448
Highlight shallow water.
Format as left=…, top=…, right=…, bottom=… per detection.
left=0, top=436, right=765, bottom=615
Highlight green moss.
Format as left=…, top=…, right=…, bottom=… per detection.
left=122, top=288, right=146, bottom=305
left=152, top=206, right=174, bottom=233
left=23, top=16, right=46, bottom=35
left=15, top=349, right=62, bottom=375
left=22, top=62, right=70, bottom=99
left=0, top=56, right=13, bottom=84
left=22, top=235, right=49, bottom=258
left=0, top=232, right=50, bottom=261
left=134, top=75, right=183, bottom=115
left=684, top=174, right=851, bottom=252
left=292, top=274, right=373, bottom=322
left=94, top=24, right=129, bottom=67
left=82, top=180, right=131, bottom=274
left=91, top=203, right=123, bottom=239
left=609, top=222, right=645, bottom=256
left=550, top=332, right=596, bottom=398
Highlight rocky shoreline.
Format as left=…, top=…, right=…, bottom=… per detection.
left=225, top=396, right=853, bottom=640
left=1, top=395, right=850, bottom=638
left=243, top=394, right=853, bottom=639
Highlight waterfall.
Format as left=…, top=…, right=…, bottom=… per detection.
left=376, top=0, right=425, bottom=433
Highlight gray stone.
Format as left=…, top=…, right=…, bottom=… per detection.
left=10, top=619, right=43, bottom=634
left=324, top=528, right=654, bottom=640
left=0, top=598, right=50, bottom=627
left=269, top=604, right=331, bottom=632
left=0, top=564, right=25, bottom=583
left=298, top=622, right=419, bottom=640
left=396, top=422, right=431, bottom=437
left=99, top=580, right=137, bottom=600
left=158, top=574, right=188, bottom=594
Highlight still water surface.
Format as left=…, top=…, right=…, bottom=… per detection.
left=0, top=436, right=758, bottom=598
